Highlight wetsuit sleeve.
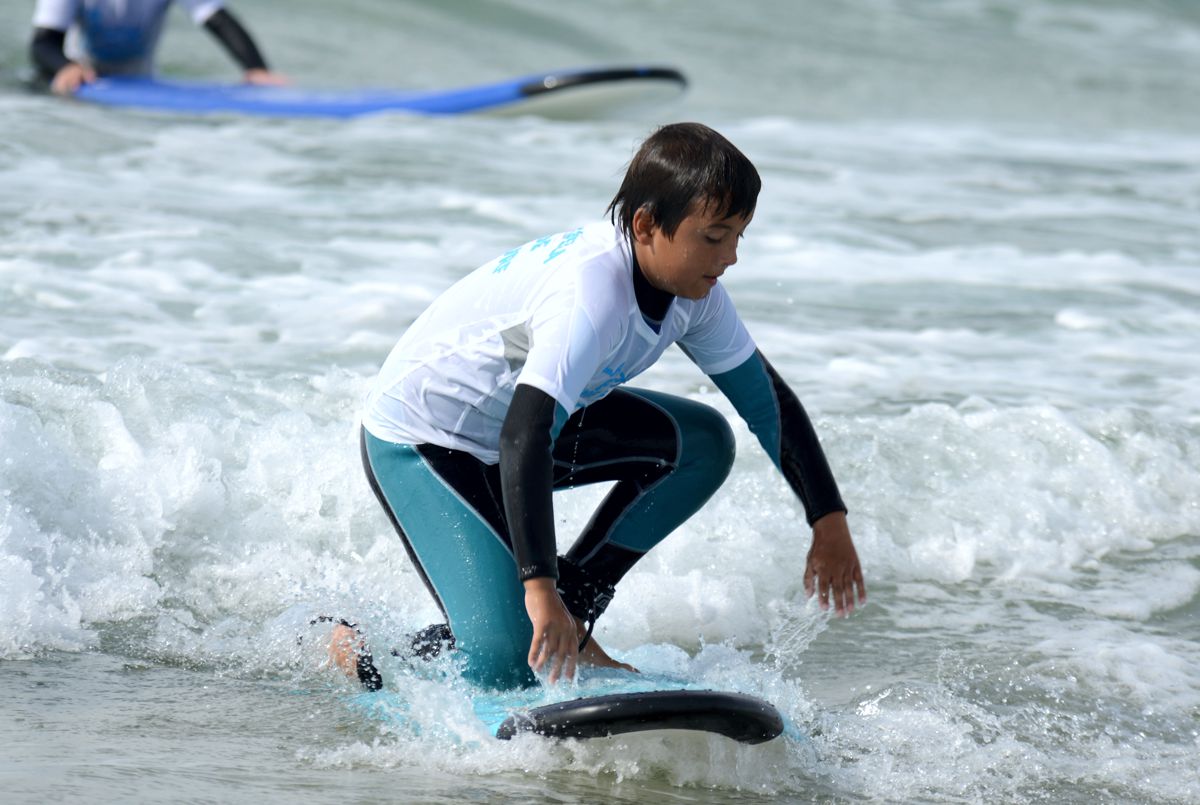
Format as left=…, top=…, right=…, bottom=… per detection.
left=498, top=383, right=570, bottom=581
left=710, top=350, right=847, bottom=525
left=29, top=27, right=70, bottom=80
left=202, top=8, right=269, bottom=72
left=32, top=0, right=77, bottom=31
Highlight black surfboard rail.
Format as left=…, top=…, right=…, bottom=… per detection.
left=495, top=689, right=784, bottom=744
left=517, top=66, right=688, bottom=99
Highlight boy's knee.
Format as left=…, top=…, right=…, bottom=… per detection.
left=707, top=407, right=736, bottom=465
left=681, top=404, right=736, bottom=481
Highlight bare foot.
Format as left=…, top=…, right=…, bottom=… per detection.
left=328, top=623, right=365, bottom=678
left=574, top=618, right=638, bottom=673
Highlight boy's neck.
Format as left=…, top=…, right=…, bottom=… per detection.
left=630, top=247, right=674, bottom=325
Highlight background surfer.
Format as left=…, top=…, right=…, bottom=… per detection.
left=28, top=0, right=285, bottom=95
left=343, top=122, right=866, bottom=690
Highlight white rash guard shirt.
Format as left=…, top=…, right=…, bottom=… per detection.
left=363, top=221, right=757, bottom=464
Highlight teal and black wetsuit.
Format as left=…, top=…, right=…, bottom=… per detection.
left=361, top=222, right=845, bottom=690
left=362, top=354, right=843, bottom=690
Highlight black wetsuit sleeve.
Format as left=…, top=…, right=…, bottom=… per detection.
left=30, top=27, right=71, bottom=81
left=710, top=350, right=847, bottom=525
left=202, top=8, right=269, bottom=72
left=765, top=354, right=847, bottom=523
left=498, top=383, right=560, bottom=582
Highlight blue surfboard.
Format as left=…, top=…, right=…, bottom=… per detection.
left=72, top=65, right=687, bottom=119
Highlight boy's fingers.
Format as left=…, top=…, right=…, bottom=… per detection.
left=529, top=631, right=548, bottom=671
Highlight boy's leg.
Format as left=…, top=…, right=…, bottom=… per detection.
left=362, top=429, right=536, bottom=690
left=355, top=389, right=733, bottom=685
left=551, top=388, right=735, bottom=623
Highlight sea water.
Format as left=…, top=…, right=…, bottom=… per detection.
left=1, top=1, right=1199, bottom=802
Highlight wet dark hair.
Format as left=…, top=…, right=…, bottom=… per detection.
left=607, top=122, right=761, bottom=239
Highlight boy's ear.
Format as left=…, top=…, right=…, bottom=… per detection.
left=631, top=205, right=657, bottom=245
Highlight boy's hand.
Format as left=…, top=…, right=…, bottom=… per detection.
left=243, top=68, right=288, bottom=86
left=52, top=62, right=96, bottom=96
left=524, top=577, right=578, bottom=684
left=804, top=511, right=867, bottom=616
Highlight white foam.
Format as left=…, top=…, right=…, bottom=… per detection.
left=2, top=75, right=1199, bottom=800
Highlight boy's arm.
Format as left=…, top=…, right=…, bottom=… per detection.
left=30, top=27, right=70, bottom=79
left=709, top=350, right=866, bottom=614
left=499, top=383, right=562, bottom=582
left=499, top=383, right=578, bottom=683
left=30, top=27, right=95, bottom=93
left=202, top=8, right=286, bottom=84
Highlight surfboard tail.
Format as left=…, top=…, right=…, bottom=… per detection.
left=495, top=689, right=784, bottom=744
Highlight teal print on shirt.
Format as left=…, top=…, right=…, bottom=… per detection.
left=492, top=228, right=582, bottom=274
left=580, top=364, right=629, bottom=401
left=544, top=228, right=583, bottom=264
left=491, top=246, right=521, bottom=274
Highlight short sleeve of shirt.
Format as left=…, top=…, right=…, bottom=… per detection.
left=678, top=283, right=756, bottom=375
left=178, top=0, right=224, bottom=24
left=33, top=0, right=79, bottom=30
left=514, top=275, right=620, bottom=414
left=33, top=0, right=223, bottom=30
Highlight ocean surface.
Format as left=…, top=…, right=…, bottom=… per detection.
left=2, top=1, right=1199, bottom=802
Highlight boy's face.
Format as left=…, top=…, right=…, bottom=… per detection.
left=632, top=202, right=753, bottom=300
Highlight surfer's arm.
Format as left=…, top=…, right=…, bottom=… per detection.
left=499, top=383, right=562, bottom=581
left=29, top=27, right=69, bottom=79
left=202, top=8, right=286, bottom=85
left=499, top=383, right=578, bottom=682
left=30, top=27, right=94, bottom=94
left=710, top=350, right=866, bottom=614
